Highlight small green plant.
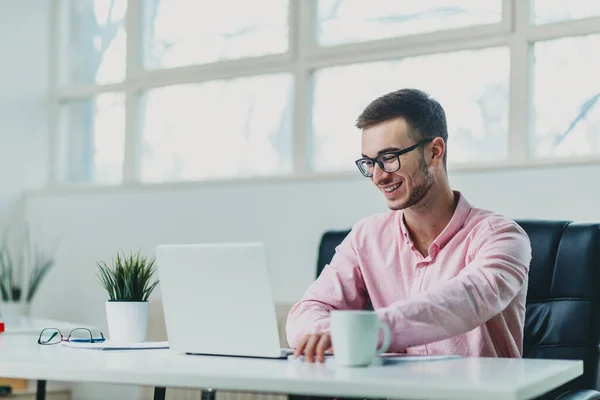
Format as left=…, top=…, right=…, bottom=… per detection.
left=96, top=251, right=159, bottom=302
left=0, top=228, right=55, bottom=303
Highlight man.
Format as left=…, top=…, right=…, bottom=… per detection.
left=286, top=88, right=531, bottom=363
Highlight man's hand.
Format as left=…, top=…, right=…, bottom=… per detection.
left=293, top=332, right=333, bottom=363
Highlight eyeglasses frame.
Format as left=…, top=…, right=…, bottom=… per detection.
left=355, top=137, right=436, bottom=177
left=37, top=327, right=106, bottom=345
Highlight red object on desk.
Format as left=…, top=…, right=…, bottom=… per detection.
left=0, top=320, right=4, bottom=333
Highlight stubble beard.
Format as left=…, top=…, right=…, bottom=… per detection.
left=388, top=154, right=434, bottom=211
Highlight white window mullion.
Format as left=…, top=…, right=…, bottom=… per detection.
left=306, top=23, right=510, bottom=63
left=123, top=92, right=141, bottom=184
left=501, top=0, right=514, bottom=33
left=291, top=0, right=314, bottom=175
left=507, top=0, right=531, bottom=162
left=292, top=68, right=313, bottom=175
left=48, top=0, right=63, bottom=186
left=303, top=34, right=509, bottom=70
left=527, top=16, right=600, bottom=42
left=129, top=54, right=292, bottom=90
left=123, top=0, right=143, bottom=184
left=56, top=82, right=130, bottom=100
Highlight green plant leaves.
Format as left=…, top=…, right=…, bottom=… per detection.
left=96, top=251, right=159, bottom=302
left=0, top=229, right=53, bottom=302
left=26, top=257, right=55, bottom=303
left=0, top=246, right=12, bottom=301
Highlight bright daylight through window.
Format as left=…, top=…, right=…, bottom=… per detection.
left=53, top=0, right=600, bottom=186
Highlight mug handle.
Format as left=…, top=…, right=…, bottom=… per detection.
left=375, top=320, right=391, bottom=355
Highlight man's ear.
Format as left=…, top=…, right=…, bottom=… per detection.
left=430, top=137, right=445, bottom=165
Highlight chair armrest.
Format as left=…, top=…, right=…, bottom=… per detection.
left=555, top=389, right=600, bottom=400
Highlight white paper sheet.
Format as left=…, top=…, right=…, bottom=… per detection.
left=61, top=341, right=169, bottom=350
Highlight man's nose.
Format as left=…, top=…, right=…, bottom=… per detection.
left=371, top=163, right=389, bottom=183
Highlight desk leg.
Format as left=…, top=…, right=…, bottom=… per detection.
left=201, top=389, right=215, bottom=400
left=154, top=386, right=166, bottom=400
left=36, top=380, right=46, bottom=400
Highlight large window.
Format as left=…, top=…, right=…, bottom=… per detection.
left=57, top=93, right=125, bottom=184
left=61, top=0, right=128, bottom=85
left=316, top=0, right=503, bottom=46
left=53, top=0, right=600, bottom=186
left=144, top=0, right=289, bottom=68
left=140, top=73, right=294, bottom=182
left=532, top=0, right=600, bottom=24
left=531, top=34, right=600, bottom=158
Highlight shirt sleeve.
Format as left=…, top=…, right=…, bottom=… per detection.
left=376, top=219, right=531, bottom=352
left=285, top=228, right=369, bottom=348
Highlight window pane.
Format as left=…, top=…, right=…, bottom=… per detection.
left=532, top=35, right=600, bottom=158
left=140, top=74, right=293, bottom=183
left=533, top=0, right=600, bottom=24
left=63, top=0, right=127, bottom=85
left=317, top=0, right=502, bottom=46
left=144, top=0, right=289, bottom=69
left=58, top=93, right=125, bottom=184
left=312, top=47, right=509, bottom=172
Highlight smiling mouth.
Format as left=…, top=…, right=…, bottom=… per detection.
left=382, top=182, right=402, bottom=193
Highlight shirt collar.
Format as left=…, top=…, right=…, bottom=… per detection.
left=399, top=191, right=472, bottom=250
left=435, top=191, right=472, bottom=249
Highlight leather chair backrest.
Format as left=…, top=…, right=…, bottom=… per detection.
left=517, top=220, right=600, bottom=392
left=315, top=220, right=600, bottom=392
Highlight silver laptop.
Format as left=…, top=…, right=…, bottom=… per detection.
left=155, top=242, right=293, bottom=359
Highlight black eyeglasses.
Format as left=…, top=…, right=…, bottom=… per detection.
left=355, top=138, right=435, bottom=177
left=38, top=328, right=106, bottom=345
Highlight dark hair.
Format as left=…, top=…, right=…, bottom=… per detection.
left=356, top=88, right=448, bottom=168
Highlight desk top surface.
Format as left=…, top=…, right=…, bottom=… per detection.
left=1, top=316, right=92, bottom=335
left=0, top=332, right=583, bottom=400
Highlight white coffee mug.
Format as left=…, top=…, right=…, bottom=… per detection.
left=330, top=310, right=391, bottom=367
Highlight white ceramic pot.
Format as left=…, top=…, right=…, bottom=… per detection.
left=0, top=301, right=31, bottom=318
left=105, top=301, right=149, bottom=343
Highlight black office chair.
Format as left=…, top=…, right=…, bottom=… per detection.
left=312, top=220, right=600, bottom=400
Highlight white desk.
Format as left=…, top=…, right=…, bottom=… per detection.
left=2, top=316, right=92, bottom=335
left=0, top=334, right=583, bottom=400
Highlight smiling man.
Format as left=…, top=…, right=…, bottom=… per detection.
left=286, top=88, right=532, bottom=363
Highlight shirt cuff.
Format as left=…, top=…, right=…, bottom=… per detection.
left=311, top=318, right=331, bottom=334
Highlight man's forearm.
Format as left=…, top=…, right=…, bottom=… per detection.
left=286, top=300, right=333, bottom=348
left=285, top=227, right=369, bottom=348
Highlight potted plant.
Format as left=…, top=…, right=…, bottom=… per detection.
left=96, top=251, right=159, bottom=343
left=0, top=227, right=55, bottom=318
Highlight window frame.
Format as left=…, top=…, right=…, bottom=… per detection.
left=49, top=0, right=600, bottom=189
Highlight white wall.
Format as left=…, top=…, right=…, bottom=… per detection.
left=0, top=0, right=49, bottom=225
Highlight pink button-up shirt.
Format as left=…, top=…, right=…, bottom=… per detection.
left=286, top=192, right=532, bottom=358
